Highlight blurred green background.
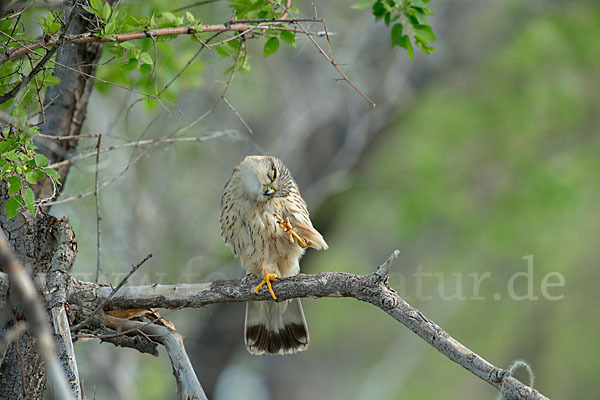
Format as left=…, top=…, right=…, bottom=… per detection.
left=46, top=0, right=600, bottom=398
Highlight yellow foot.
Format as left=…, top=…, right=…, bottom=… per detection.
left=274, top=214, right=308, bottom=248
left=253, top=268, right=279, bottom=300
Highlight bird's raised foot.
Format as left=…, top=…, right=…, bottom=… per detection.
left=253, top=268, right=279, bottom=300
left=273, top=213, right=308, bottom=248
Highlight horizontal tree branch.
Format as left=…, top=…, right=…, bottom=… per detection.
left=0, top=20, right=323, bottom=64
left=65, top=251, right=550, bottom=400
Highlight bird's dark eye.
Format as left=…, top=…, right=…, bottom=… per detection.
left=267, top=168, right=277, bottom=182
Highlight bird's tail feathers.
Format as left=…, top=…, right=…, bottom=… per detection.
left=245, top=299, right=309, bottom=355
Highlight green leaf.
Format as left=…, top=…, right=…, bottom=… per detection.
left=215, top=44, right=232, bottom=58
left=104, top=21, right=116, bottom=35
left=34, top=169, right=45, bottom=180
left=139, top=52, right=153, bottom=65
left=103, top=2, right=111, bottom=20
left=414, top=24, right=436, bottom=43
left=4, top=151, right=19, bottom=161
left=241, top=59, right=251, bottom=73
left=263, top=37, right=280, bottom=57
left=410, top=0, right=433, bottom=14
left=372, top=1, right=386, bottom=19
left=121, top=42, right=136, bottom=50
left=7, top=176, right=21, bottom=194
left=13, top=104, right=27, bottom=125
left=43, top=167, right=61, bottom=183
left=139, top=63, right=152, bottom=74
left=398, top=34, right=414, bottom=58
left=351, top=0, right=375, bottom=10
left=122, top=57, right=138, bottom=70
left=34, top=153, right=48, bottom=167
left=43, top=76, right=60, bottom=86
left=5, top=196, right=20, bottom=220
left=161, top=12, right=176, bottom=23
left=411, top=9, right=429, bottom=24
left=410, top=0, right=429, bottom=8
left=391, top=23, right=403, bottom=46
left=227, top=39, right=241, bottom=48
left=185, top=12, right=195, bottom=24
left=24, top=188, right=34, bottom=214
left=280, top=31, right=296, bottom=48
left=25, top=171, right=37, bottom=185
left=384, top=12, right=391, bottom=26
left=288, top=6, right=299, bottom=13
left=90, top=0, right=103, bottom=14
left=82, top=5, right=94, bottom=15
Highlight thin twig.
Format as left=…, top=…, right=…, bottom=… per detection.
left=223, top=97, right=253, bottom=134
left=299, top=18, right=376, bottom=107
left=26, top=55, right=45, bottom=127
left=158, top=32, right=220, bottom=97
left=93, top=134, right=102, bottom=283
left=71, top=253, right=152, bottom=332
left=37, top=133, right=101, bottom=141
left=44, top=142, right=154, bottom=206
left=46, top=131, right=237, bottom=170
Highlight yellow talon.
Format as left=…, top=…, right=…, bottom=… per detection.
left=291, top=230, right=308, bottom=248
left=273, top=214, right=308, bottom=248
left=253, top=268, right=278, bottom=300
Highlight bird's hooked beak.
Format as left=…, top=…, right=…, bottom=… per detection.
left=263, top=186, right=275, bottom=196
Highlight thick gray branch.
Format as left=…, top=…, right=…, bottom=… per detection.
left=66, top=252, right=549, bottom=400
left=104, top=316, right=207, bottom=400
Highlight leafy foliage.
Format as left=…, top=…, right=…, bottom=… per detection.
left=0, top=121, right=60, bottom=219
left=0, top=0, right=436, bottom=219
left=353, top=0, right=436, bottom=58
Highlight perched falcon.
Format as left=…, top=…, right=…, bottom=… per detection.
left=220, top=155, right=328, bottom=355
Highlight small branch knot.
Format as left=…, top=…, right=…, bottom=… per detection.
left=381, top=294, right=398, bottom=309
left=491, top=368, right=510, bottom=382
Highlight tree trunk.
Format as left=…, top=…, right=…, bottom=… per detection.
left=1, top=2, right=101, bottom=398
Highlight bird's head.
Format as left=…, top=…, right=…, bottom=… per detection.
left=237, top=155, right=294, bottom=202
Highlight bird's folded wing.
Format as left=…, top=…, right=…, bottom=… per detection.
left=289, top=213, right=328, bottom=250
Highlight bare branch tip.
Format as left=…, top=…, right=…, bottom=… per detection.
left=374, top=249, right=400, bottom=277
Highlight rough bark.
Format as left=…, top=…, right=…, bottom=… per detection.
left=48, top=221, right=80, bottom=399
left=33, top=4, right=104, bottom=201
left=0, top=181, right=59, bottom=399
left=0, top=214, right=76, bottom=400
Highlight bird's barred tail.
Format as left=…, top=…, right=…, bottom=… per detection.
left=245, top=299, right=309, bottom=355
